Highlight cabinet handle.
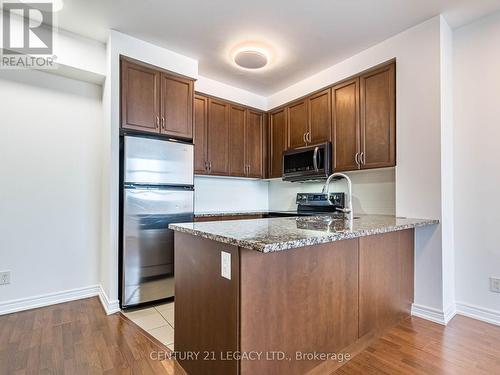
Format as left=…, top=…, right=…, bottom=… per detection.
left=307, top=132, right=311, bottom=143
left=247, top=165, right=250, bottom=176
left=303, top=133, right=307, bottom=144
left=161, top=117, right=165, bottom=130
left=360, top=152, right=365, bottom=165
left=355, top=152, right=360, bottom=166
left=209, top=161, right=212, bottom=173
left=155, top=116, right=160, bottom=129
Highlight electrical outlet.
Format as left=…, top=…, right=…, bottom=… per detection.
left=0, top=271, right=10, bottom=285
left=490, top=277, right=500, bottom=293
left=221, top=251, right=231, bottom=280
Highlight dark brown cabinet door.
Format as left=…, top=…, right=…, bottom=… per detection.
left=360, top=63, right=395, bottom=169
left=160, top=74, right=194, bottom=139
left=207, top=98, right=230, bottom=175
left=121, top=60, right=160, bottom=133
left=246, top=110, right=264, bottom=178
left=228, top=105, right=246, bottom=177
left=269, top=108, right=288, bottom=178
left=287, top=100, right=308, bottom=148
left=332, top=78, right=360, bottom=172
left=194, top=94, right=208, bottom=174
left=308, top=89, right=331, bottom=144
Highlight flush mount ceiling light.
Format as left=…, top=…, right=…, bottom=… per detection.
left=232, top=44, right=272, bottom=70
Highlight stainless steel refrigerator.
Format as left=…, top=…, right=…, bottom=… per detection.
left=121, top=135, right=194, bottom=308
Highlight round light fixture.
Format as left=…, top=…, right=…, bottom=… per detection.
left=233, top=47, right=269, bottom=70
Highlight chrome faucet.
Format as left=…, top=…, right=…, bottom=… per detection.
left=322, top=172, right=353, bottom=219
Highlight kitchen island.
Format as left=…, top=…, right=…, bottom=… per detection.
left=169, top=215, right=438, bottom=375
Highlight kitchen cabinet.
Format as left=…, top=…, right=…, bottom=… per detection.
left=359, top=63, right=396, bottom=169
left=307, top=88, right=331, bottom=144
left=121, top=59, right=160, bottom=133
left=194, top=94, right=208, bottom=174
left=207, top=98, right=230, bottom=175
left=245, top=110, right=264, bottom=178
left=287, top=99, right=308, bottom=148
left=194, top=93, right=265, bottom=178
left=228, top=105, right=247, bottom=177
left=120, top=57, right=194, bottom=139
left=332, top=78, right=360, bottom=171
left=269, top=108, right=288, bottom=178
left=332, top=62, right=395, bottom=172
left=160, top=73, right=194, bottom=139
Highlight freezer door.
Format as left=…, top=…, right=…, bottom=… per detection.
left=124, top=136, right=194, bottom=186
left=122, top=187, right=194, bottom=307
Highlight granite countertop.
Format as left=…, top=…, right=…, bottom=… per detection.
left=169, top=215, right=439, bottom=253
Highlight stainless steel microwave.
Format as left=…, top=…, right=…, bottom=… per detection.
left=282, top=142, right=332, bottom=182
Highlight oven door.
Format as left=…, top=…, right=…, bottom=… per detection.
left=282, top=142, right=331, bottom=181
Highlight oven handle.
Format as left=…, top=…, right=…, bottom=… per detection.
left=313, top=146, right=319, bottom=172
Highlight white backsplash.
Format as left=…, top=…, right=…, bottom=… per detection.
left=194, top=175, right=269, bottom=213
left=195, top=168, right=395, bottom=216
left=268, top=168, right=396, bottom=215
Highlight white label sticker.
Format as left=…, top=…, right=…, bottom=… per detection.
left=221, top=251, right=231, bottom=280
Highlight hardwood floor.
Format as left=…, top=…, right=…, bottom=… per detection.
left=1, top=297, right=500, bottom=374
left=0, top=297, right=185, bottom=374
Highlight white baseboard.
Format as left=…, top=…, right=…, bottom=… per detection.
left=0, top=285, right=100, bottom=316
left=98, top=285, right=121, bottom=315
left=0, top=284, right=121, bottom=316
left=411, top=303, right=457, bottom=325
left=456, top=302, right=500, bottom=327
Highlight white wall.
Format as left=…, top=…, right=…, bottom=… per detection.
left=195, top=176, right=269, bottom=213
left=0, top=70, right=103, bottom=304
left=268, top=17, right=446, bottom=314
left=268, top=168, right=395, bottom=215
left=196, top=76, right=267, bottom=110
left=453, top=11, right=500, bottom=315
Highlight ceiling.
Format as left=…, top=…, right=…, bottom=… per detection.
left=59, top=0, right=500, bottom=95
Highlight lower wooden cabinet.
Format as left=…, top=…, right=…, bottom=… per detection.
left=194, top=93, right=265, bottom=178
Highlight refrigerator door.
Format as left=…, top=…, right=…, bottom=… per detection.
left=124, top=136, right=194, bottom=186
left=122, top=186, right=194, bottom=307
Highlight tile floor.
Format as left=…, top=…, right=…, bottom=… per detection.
left=123, top=302, right=175, bottom=351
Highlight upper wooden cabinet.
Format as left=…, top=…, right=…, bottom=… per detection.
left=269, top=108, right=288, bottom=179
left=160, top=74, right=194, bottom=139
left=121, top=59, right=160, bottom=133
left=332, top=78, right=360, bottom=172
left=359, top=63, right=396, bottom=169
left=246, top=110, right=264, bottom=178
left=332, top=62, right=396, bottom=172
left=308, top=88, right=332, bottom=145
left=194, top=95, right=208, bottom=174
left=229, top=105, right=247, bottom=177
left=194, top=93, right=265, bottom=178
left=207, top=98, right=230, bottom=175
left=287, top=99, right=309, bottom=149
left=120, top=57, right=194, bottom=139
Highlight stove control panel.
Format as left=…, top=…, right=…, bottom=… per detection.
left=296, top=192, right=345, bottom=207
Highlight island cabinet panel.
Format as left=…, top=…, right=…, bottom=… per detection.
left=174, top=233, right=240, bottom=375
left=228, top=105, right=247, bottom=177
left=194, top=94, right=208, bottom=174
left=358, top=229, right=414, bottom=337
left=332, top=78, right=360, bottom=172
left=268, top=108, right=288, bottom=178
left=359, top=63, right=396, bottom=169
left=239, top=240, right=359, bottom=375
